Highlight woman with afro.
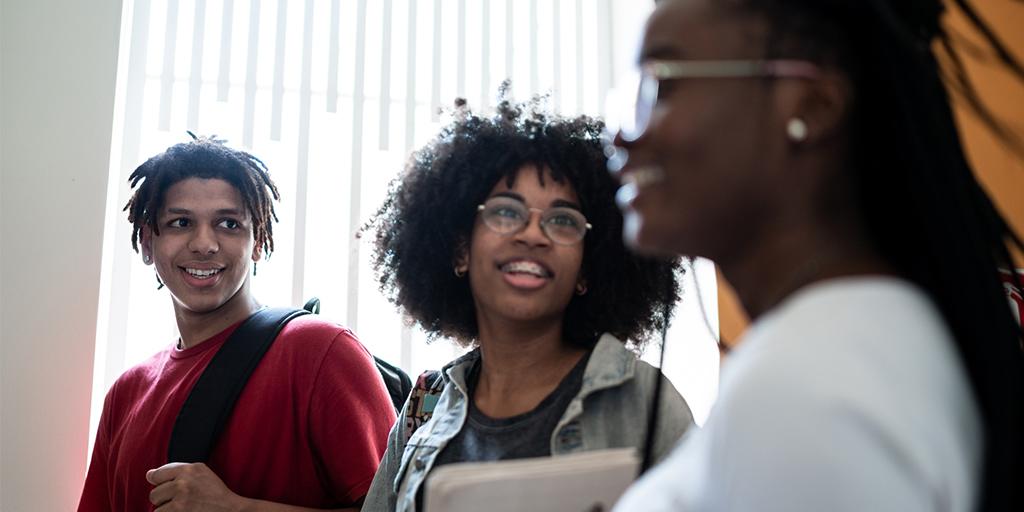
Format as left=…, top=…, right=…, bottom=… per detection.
left=362, top=92, right=695, bottom=512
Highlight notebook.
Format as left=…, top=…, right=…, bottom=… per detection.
left=424, top=448, right=639, bottom=512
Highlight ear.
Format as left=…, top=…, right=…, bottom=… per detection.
left=251, top=245, right=263, bottom=263
left=575, top=276, right=588, bottom=296
left=776, top=69, right=851, bottom=146
left=453, top=238, right=469, bottom=274
left=140, top=227, right=155, bottom=266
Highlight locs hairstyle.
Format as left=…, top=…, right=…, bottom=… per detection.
left=124, top=134, right=280, bottom=258
left=367, top=88, right=681, bottom=349
left=735, top=0, right=1024, bottom=508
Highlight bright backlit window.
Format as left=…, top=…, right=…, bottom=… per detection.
left=90, top=0, right=721, bottom=454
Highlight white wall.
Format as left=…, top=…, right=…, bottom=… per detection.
left=0, top=0, right=122, bottom=509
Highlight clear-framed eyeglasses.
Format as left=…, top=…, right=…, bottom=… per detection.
left=477, top=196, right=592, bottom=245
left=607, top=59, right=822, bottom=142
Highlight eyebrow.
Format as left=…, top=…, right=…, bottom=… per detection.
left=489, top=191, right=582, bottom=211
left=164, top=207, right=246, bottom=216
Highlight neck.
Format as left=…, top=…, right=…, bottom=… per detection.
left=717, top=216, right=893, bottom=321
left=472, top=313, right=586, bottom=417
left=172, top=283, right=261, bottom=349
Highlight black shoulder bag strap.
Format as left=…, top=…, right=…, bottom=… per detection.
left=167, top=306, right=310, bottom=463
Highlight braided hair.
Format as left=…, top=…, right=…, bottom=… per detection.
left=124, top=134, right=280, bottom=258
left=734, top=0, right=1024, bottom=508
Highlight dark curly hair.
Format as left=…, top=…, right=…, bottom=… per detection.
left=367, top=91, right=681, bottom=350
left=124, top=133, right=280, bottom=258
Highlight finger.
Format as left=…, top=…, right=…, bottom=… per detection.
left=146, top=462, right=190, bottom=485
left=148, top=480, right=177, bottom=507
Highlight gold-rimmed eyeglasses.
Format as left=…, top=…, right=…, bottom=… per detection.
left=477, top=196, right=592, bottom=245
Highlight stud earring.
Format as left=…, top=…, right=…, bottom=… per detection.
left=143, top=254, right=151, bottom=264
left=787, top=118, right=808, bottom=142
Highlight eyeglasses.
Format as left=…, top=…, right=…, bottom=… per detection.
left=477, top=196, right=592, bottom=245
left=609, top=59, right=821, bottom=142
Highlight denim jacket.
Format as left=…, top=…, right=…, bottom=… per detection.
left=362, top=333, right=696, bottom=512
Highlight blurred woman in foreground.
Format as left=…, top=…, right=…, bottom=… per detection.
left=609, top=0, right=1024, bottom=510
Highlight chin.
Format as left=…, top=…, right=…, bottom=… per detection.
left=172, top=294, right=230, bottom=315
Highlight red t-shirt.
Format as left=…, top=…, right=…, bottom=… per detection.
left=78, top=316, right=396, bottom=511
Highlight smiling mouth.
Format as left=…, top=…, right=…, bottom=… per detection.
left=617, top=166, right=665, bottom=209
left=499, top=260, right=554, bottom=278
left=181, top=267, right=224, bottom=280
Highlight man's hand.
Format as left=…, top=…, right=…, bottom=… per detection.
left=147, top=462, right=246, bottom=511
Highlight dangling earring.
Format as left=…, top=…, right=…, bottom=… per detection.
left=786, top=118, right=808, bottom=142
left=253, top=262, right=258, bottom=276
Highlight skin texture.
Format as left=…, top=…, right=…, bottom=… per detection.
left=140, top=178, right=261, bottom=349
left=613, top=0, right=889, bottom=319
left=458, top=166, right=590, bottom=418
left=139, top=178, right=355, bottom=512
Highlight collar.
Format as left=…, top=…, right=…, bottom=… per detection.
left=439, top=333, right=637, bottom=396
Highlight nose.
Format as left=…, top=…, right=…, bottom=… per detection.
left=188, top=224, right=219, bottom=254
left=513, top=209, right=551, bottom=247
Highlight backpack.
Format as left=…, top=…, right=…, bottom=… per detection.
left=167, top=298, right=412, bottom=463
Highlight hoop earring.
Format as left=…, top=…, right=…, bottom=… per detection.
left=454, top=266, right=467, bottom=278
left=787, top=118, right=808, bottom=142
left=576, top=282, right=588, bottom=296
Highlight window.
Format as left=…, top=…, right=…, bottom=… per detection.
left=91, top=0, right=720, bottom=452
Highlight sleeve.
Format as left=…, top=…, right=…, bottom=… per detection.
left=650, top=371, right=696, bottom=465
left=77, top=386, right=115, bottom=512
left=361, top=397, right=411, bottom=512
left=307, top=329, right=398, bottom=505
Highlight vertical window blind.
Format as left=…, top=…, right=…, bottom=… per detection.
left=90, top=0, right=721, bottom=452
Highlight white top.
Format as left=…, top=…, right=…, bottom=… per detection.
left=615, top=277, right=982, bottom=512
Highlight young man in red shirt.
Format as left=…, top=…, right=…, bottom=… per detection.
left=78, top=136, right=396, bottom=511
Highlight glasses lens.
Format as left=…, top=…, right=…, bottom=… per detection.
left=480, top=198, right=527, bottom=234
left=542, top=208, right=588, bottom=244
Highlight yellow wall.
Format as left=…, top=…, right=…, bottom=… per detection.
left=718, top=2, right=1024, bottom=346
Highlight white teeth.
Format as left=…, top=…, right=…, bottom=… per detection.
left=624, top=167, right=665, bottom=189
left=185, top=268, right=221, bottom=279
left=499, top=262, right=548, bottom=278
left=617, top=167, right=665, bottom=209
left=501, top=261, right=549, bottom=277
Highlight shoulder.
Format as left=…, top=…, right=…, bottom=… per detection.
left=272, top=315, right=370, bottom=357
left=110, top=346, right=175, bottom=391
left=730, top=278, right=969, bottom=409
left=711, top=278, right=981, bottom=491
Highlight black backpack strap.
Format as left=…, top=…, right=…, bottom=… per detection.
left=168, top=307, right=308, bottom=463
left=375, top=356, right=413, bottom=413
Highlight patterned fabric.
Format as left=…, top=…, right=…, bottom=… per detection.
left=362, top=334, right=696, bottom=512
left=403, top=370, right=444, bottom=441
